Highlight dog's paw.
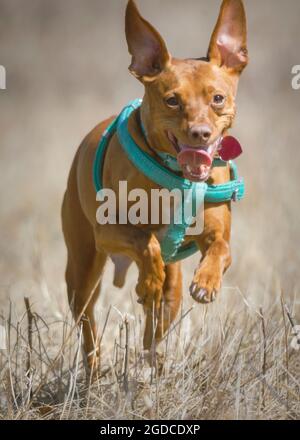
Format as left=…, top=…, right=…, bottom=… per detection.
left=136, top=239, right=165, bottom=313
left=136, top=272, right=165, bottom=313
left=189, top=264, right=222, bottom=304
left=189, top=285, right=217, bottom=304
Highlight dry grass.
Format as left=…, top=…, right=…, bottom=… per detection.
left=0, top=288, right=299, bottom=420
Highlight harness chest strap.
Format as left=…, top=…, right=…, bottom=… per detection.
left=93, top=99, right=245, bottom=263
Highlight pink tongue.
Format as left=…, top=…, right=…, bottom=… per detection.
left=177, top=148, right=212, bottom=168
left=218, top=136, right=243, bottom=161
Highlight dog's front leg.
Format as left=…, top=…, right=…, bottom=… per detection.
left=190, top=201, right=232, bottom=304
left=94, top=224, right=165, bottom=345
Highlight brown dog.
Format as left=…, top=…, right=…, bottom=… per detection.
left=62, top=0, right=248, bottom=372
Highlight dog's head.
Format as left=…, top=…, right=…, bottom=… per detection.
left=125, top=0, right=248, bottom=182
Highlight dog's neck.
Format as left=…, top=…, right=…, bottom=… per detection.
left=127, top=103, right=181, bottom=175
left=139, top=97, right=174, bottom=156
left=127, top=107, right=153, bottom=154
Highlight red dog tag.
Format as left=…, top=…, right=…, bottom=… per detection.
left=218, top=136, right=243, bottom=161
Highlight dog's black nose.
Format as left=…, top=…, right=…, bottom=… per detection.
left=189, top=125, right=212, bottom=143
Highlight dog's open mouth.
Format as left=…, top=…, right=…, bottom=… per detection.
left=167, top=132, right=243, bottom=182
left=167, top=132, right=222, bottom=182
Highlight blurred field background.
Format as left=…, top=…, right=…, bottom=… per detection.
left=0, top=0, right=299, bottom=420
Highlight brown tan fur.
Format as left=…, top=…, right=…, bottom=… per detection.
left=62, top=0, right=248, bottom=372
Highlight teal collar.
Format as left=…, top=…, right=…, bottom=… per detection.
left=93, top=99, right=245, bottom=263
left=154, top=151, right=182, bottom=173
left=150, top=146, right=228, bottom=174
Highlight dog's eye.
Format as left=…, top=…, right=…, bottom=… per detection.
left=165, top=96, right=179, bottom=108
left=213, top=94, right=226, bottom=106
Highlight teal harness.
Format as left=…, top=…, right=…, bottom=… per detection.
left=93, top=99, right=245, bottom=263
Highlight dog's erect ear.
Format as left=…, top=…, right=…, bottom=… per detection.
left=208, top=0, right=248, bottom=73
left=125, top=0, right=170, bottom=81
